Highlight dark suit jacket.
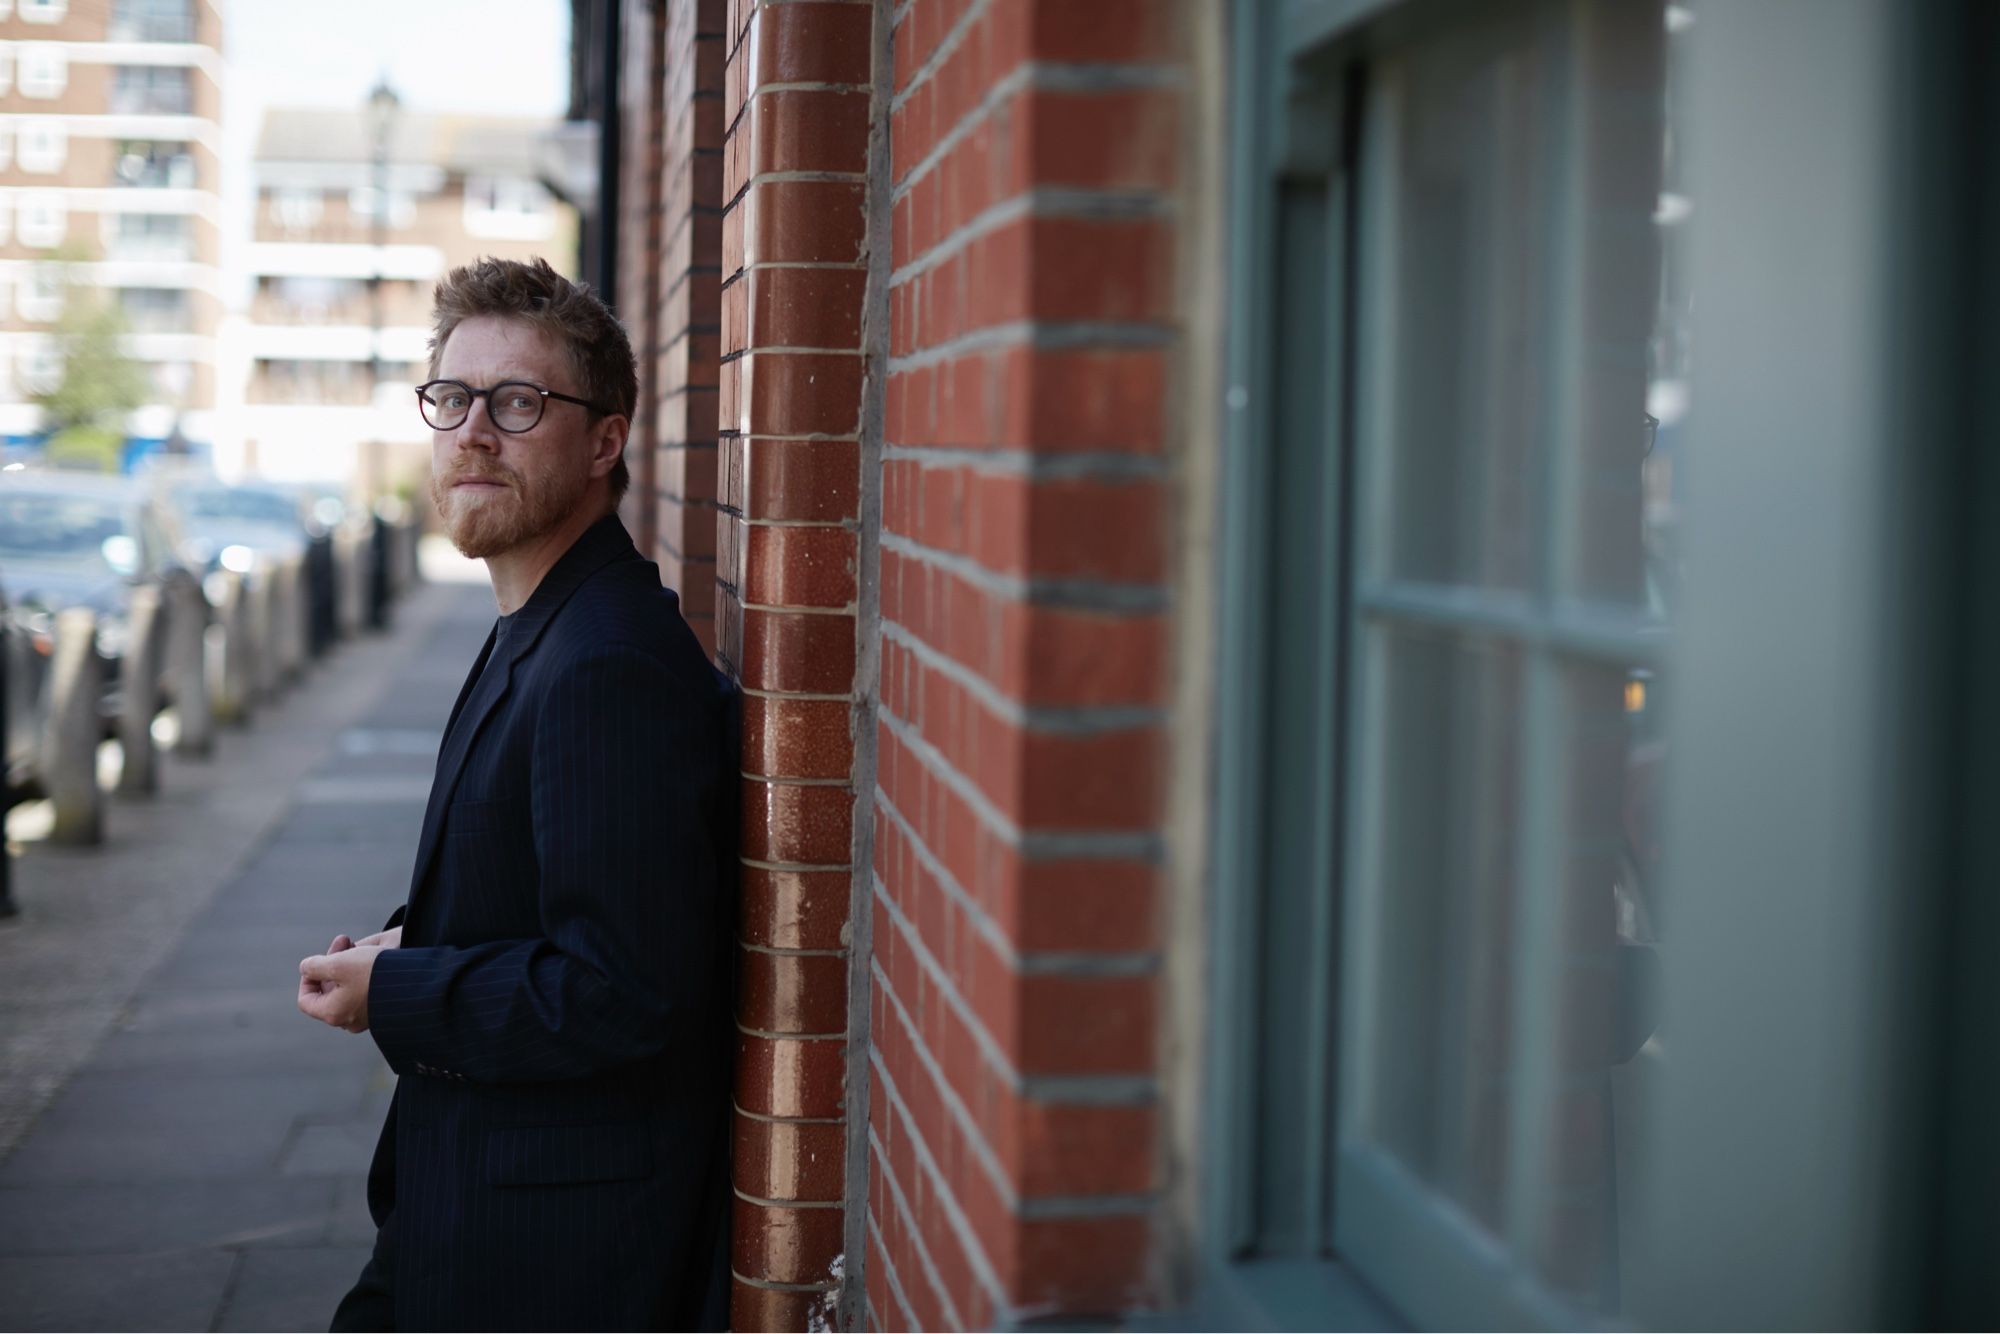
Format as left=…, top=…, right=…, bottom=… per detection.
left=352, top=515, right=734, bottom=1332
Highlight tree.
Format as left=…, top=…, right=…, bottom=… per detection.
left=31, top=260, right=149, bottom=473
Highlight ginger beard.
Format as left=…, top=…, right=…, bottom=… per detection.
left=431, top=442, right=590, bottom=560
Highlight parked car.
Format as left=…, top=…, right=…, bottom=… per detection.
left=0, top=469, right=190, bottom=739
left=158, top=478, right=312, bottom=579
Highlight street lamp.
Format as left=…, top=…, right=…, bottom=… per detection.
left=364, top=77, right=399, bottom=508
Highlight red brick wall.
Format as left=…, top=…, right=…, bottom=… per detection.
left=716, top=0, right=878, bottom=1327
left=653, top=0, right=727, bottom=654
left=617, top=0, right=665, bottom=557
left=869, top=0, right=1180, bottom=1326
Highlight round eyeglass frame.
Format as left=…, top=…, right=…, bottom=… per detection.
left=415, top=378, right=615, bottom=434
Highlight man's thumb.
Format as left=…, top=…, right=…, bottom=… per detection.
left=300, top=954, right=337, bottom=981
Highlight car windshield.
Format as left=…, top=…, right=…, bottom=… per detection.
left=176, top=486, right=298, bottom=526
left=0, top=493, right=129, bottom=562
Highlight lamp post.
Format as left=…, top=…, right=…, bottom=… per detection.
left=364, top=77, right=400, bottom=509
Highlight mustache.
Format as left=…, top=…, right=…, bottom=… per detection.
left=441, top=463, right=517, bottom=488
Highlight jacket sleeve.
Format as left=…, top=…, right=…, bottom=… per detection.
left=367, top=646, right=726, bottom=1083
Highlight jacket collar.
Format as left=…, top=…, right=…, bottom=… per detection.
left=498, top=511, right=637, bottom=662
left=402, top=511, right=638, bottom=914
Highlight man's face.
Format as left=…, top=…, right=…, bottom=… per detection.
left=429, top=315, right=596, bottom=560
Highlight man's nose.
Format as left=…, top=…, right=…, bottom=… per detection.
left=453, top=395, right=502, bottom=449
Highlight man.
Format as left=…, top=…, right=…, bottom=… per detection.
left=297, top=256, right=734, bottom=1332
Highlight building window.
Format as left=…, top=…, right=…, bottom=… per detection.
left=1207, top=0, right=1689, bottom=1327
left=269, top=188, right=324, bottom=232
left=20, top=120, right=68, bottom=174
left=0, top=46, right=14, bottom=97
left=111, top=65, right=194, bottom=116
left=18, top=194, right=67, bottom=248
left=105, top=210, right=194, bottom=260
left=0, top=124, right=11, bottom=172
left=113, top=140, right=195, bottom=189
left=347, top=185, right=415, bottom=228
left=110, top=0, right=195, bottom=43
left=19, top=265, right=65, bottom=323
left=463, top=175, right=556, bottom=240
left=0, top=200, right=10, bottom=246
left=19, top=44, right=68, bottom=99
left=20, top=0, right=67, bottom=24
left=19, top=340, right=63, bottom=395
left=118, top=286, right=191, bottom=333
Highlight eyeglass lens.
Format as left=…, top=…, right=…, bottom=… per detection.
left=419, top=382, right=545, bottom=432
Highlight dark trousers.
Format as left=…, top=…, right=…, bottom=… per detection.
left=329, top=1212, right=396, bottom=1332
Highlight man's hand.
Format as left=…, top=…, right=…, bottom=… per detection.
left=356, top=926, right=402, bottom=949
left=298, top=939, right=387, bottom=1034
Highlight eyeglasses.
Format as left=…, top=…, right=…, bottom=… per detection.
left=415, top=379, right=613, bottom=434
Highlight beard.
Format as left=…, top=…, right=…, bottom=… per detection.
left=431, top=456, right=589, bottom=560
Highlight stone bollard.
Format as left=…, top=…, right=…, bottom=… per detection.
left=42, top=608, right=104, bottom=846
left=247, top=572, right=277, bottom=702
left=336, top=531, right=364, bottom=640
left=114, top=584, right=166, bottom=797
left=208, top=571, right=254, bottom=726
left=278, top=556, right=306, bottom=681
left=164, top=571, right=213, bottom=758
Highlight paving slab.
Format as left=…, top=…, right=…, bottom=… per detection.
left=214, top=1245, right=378, bottom=1333
left=0, top=1249, right=237, bottom=1332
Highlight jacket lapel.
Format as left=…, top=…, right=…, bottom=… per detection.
left=402, top=515, right=642, bottom=911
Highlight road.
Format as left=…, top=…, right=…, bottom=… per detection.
left=0, top=551, right=496, bottom=1332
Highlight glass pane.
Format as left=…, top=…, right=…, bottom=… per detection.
left=1338, top=0, right=1683, bottom=1321
left=1356, top=625, right=1524, bottom=1233
left=1358, top=3, right=1562, bottom=595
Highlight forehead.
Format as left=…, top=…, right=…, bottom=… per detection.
left=436, top=315, right=570, bottom=384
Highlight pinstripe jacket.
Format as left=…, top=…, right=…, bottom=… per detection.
left=356, top=515, right=735, bottom=1332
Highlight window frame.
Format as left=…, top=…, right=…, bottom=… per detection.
left=1187, top=0, right=2000, bottom=1331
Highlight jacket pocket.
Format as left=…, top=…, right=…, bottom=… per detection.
left=484, top=1123, right=654, bottom=1187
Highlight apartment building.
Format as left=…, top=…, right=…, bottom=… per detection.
left=0, top=0, right=225, bottom=458
left=225, top=108, right=576, bottom=497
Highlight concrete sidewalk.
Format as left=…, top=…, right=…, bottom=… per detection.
left=0, top=567, right=497, bottom=1332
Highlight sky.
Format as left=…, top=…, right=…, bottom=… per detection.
left=226, top=0, right=571, bottom=119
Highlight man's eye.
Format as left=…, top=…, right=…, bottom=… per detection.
left=505, top=392, right=538, bottom=410
left=440, top=391, right=469, bottom=410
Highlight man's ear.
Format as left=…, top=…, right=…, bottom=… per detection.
left=588, top=414, right=629, bottom=480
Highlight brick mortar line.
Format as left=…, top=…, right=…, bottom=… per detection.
left=735, top=260, right=870, bottom=273
left=737, top=1021, right=847, bottom=1042
left=739, top=941, right=848, bottom=958
left=889, top=0, right=993, bottom=115
left=892, top=58, right=1182, bottom=193
left=871, top=951, right=1025, bottom=1214
left=738, top=772, right=851, bottom=787
left=876, top=707, right=1164, bottom=863
left=865, top=1139, right=964, bottom=1333
left=739, top=599, right=858, bottom=616
left=862, top=1212, right=923, bottom=1334
left=878, top=530, right=1168, bottom=613
left=880, top=444, right=1168, bottom=482
left=887, top=319, right=1173, bottom=373
left=730, top=1270, right=840, bottom=1294
left=888, top=188, right=1170, bottom=293
left=871, top=884, right=1160, bottom=1109
left=869, top=942, right=1161, bottom=1222
left=873, top=786, right=1160, bottom=977
left=735, top=1100, right=846, bottom=1126
left=865, top=1068, right=995, bottom=1330
left=739, top=855, right=852, bottom=873
left=734, top=1187, right=845, bottom=1210
left=881, top=618, right=1166, bottom=735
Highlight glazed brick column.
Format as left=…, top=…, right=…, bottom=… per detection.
left=617, top=0, right=665, bottom=556
left=717, top=0, right=878, bottom=1327
left=868, top=0, right=1180, bottom=1327
left=654, top=0, right=727, bottom=653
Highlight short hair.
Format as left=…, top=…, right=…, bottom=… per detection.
left=428, top=256, right=636, bottom=503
